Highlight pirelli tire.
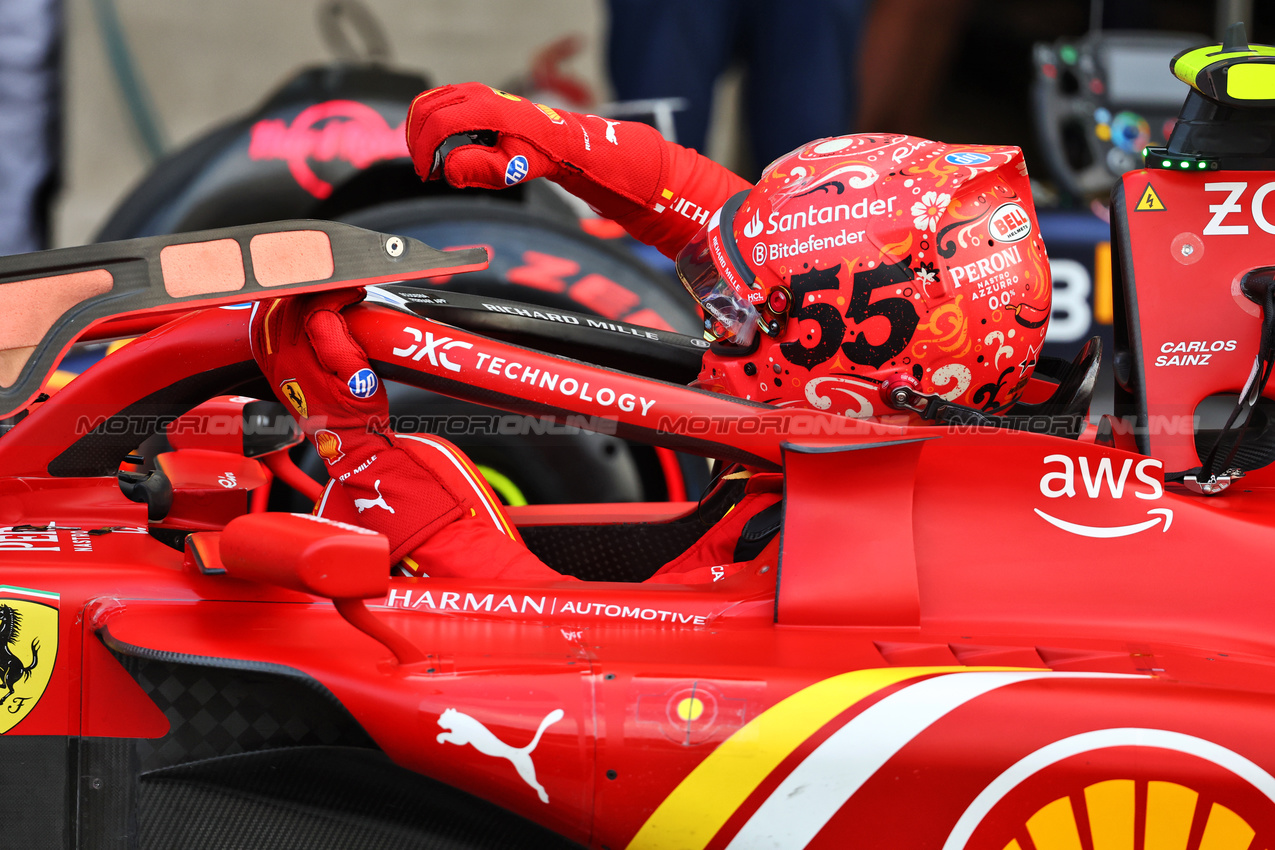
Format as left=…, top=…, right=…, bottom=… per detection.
left=329, top=195, right=707, bottom=506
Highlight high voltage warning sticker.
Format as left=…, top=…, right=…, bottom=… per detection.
left=1135, top=183, right=1166, bottom=212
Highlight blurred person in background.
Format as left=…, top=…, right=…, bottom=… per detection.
left=605, top=0, right=870, bottom=178
left=0, top=0, right=60, bottom=255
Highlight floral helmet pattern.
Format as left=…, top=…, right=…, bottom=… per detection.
left=677, top=134, right=1052, bottom=421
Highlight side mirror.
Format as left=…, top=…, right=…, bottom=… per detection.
left=151, top=450, right=269, bottom=528
left=167, top=397, right=320, bottom=506
left=167, top=396, right=302, bottom=457
left=220, top=512, right=423, bottom=664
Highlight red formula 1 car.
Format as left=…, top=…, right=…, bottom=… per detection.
left=7, top=36, right=1275, bottom=850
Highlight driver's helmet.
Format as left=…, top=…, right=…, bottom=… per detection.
left=676, top=134, right=1052, bottom=421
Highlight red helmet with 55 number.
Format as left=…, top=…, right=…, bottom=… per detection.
left=676, top=134, right=1052, bottom=423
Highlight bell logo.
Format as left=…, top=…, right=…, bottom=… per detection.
left=743, top=211, right=763, bottom=239
left=1035, top=454, right=1173, bottom=538
left=989, top=203, right=1031, bottom=243
left=0, top=586, right=58, bottom=734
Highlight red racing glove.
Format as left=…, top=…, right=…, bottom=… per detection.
left=405, top=82, right=750, bottom=259
left=250, top=290, right=464, bottom=562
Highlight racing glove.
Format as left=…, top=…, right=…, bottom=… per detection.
left=405, top=82, right=751, bottom=259
left=250, top=290, right=465, bottom=562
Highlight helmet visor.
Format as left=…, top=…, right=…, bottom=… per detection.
left=675, top=203, right=760, bottom=347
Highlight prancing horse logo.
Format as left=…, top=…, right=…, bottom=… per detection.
left=0, top=605, right=38, bottom=706
left=279, top=379, right=308, bottom=419
left=0, top=587, right=58, bottom=734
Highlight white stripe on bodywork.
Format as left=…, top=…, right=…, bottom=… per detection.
left=943, top=727, right=1275, bottom=850
left=726, top=671, right=1136, bottom=849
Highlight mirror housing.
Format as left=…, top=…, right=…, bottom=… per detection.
left=220, top=512, right=424, bottom=664
left=221, top=512, right=388, bottom=598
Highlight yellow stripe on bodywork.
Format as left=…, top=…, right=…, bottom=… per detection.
left=626, top=666, right=1036, bottom=850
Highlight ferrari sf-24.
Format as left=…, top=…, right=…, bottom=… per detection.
left=5, top=34, right=1275, bottom=850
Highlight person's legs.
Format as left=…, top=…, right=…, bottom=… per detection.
left=0, top=0, right=61, bottom=254
left=606, top=0, right=737, bottom=151
left=741, top=0, right=869, bottom=173
left=853, top=0, right=973, bottom=137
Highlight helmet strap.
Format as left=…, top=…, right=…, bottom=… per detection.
left=885, top=383, right=1004, bottom=427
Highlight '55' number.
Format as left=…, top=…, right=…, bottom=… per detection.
left=779, top=256, right=919, bottom=371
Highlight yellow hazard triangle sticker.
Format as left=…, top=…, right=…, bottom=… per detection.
left=1135, top=183, right=1166, bottom=212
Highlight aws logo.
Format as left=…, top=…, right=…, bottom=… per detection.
left=1035, top=454, right=1173, bottom=538
left=0, top=586, right=58, bottom=734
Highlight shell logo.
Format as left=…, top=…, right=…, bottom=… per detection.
left=1009, top=780, right=1256, bottom=850
left=314, top=429, right=345, bottom=465
left=948, top=728, right=1275, bottom=850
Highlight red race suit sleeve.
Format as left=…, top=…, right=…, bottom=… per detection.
left=405, top=82, right=752, bottom=259
left=250, top=290, right=569, bottom=581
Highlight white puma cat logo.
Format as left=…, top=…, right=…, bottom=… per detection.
left=436, top=707, right=565, bottom=803
left=354, top=479, right=394, bottom=514
left=587, top=115, right=622, bottom=145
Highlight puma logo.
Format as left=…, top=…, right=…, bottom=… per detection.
left=437, top=707, right=565, bottom=803
left=354, top=479, right=394, bottom=514
left=587, top=115, right=622, bottom=145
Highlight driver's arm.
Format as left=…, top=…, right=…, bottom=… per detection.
left=405, top=82, right=752, bottom=259
left=251, top=289, right=571, bottom=581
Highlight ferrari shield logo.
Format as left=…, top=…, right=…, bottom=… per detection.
left=279, top=379, right=308, bottom=419
left=0, top=586, right=58, bottom=734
